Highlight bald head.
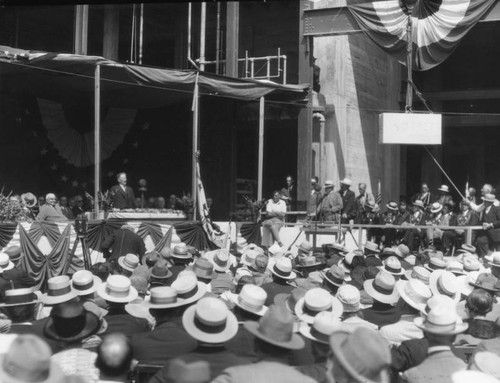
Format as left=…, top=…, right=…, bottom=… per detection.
left=96, top=333, right=133, bottom=379
left=45, top=193, right=56, bottom=206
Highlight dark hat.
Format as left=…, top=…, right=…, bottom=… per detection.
left=191, top=258, right=218, bottom=280
left=150, top=262, right=173, bottom=280
left=470, top=273, right=500, bottom=293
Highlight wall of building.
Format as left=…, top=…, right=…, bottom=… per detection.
left=312, top=0, right=402, bottom=203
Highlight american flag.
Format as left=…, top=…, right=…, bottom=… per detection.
left=375, top=180, right=382, bottom=205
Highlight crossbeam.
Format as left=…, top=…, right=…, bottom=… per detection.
left=304, top=1, right=500, bottom=37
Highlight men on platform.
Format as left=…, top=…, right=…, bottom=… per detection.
left=0, top=253, right=36, bottom=296
left=37, top=193, right=67, bottom=222
left=411, top=183, right=432, bottom=209
left=72, top=194, right=86, bottom=218
left=355, top=182, right=375, bottom=223
left=339, top=178, right=356, bottom=223
left=101, top=224, right=146, bottom=263
left=476, top=193, right=500, bottom=255
left=109, top=172, right=136, bottom=210
left=318, top=180, right=343, bottom=222
left=436, top=185, right=453, bottom=207
left=58, top=195, right=74, bottom=220
left=281, top=175, right=296, bottom=215
left=166, top=194, right=184, bottom=210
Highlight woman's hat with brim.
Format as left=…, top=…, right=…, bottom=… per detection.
left=363, top=272, right=399, bottom=305
left=0, top=334, right=65, bottom=383
left=482, top=193, right=496, bottom=203
left=396, top=279, right=431, bottom=312
left=143, top=286, right=194, bottom=309
left=71, top=270, right=102, bottom=296
left=414, top=305, right=468, bottom=335
left=295, top=288, right=343, bottom=324
left=0, top=288, right=38, bottom=307
left=243, top=305, right=305, bottom=350
left=97, top=275, right=138, bottom=303
left=183, top=297, right=238, bottom=344
left=172, top=243, right=192, bottom=259
left=42, top=275, right=77, bottom=305
left=299, top=311, right=341, bottom=345
left=118, top=253, right=140, bottom=273
left=44, top=300, right=100, bottom=342
left=429, top=270, right=460, bottom=303
left=230, top=284, right=268, bottom=317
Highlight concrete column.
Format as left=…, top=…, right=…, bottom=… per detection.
left=103, top=5, right=119, bottom=60
left=225, top=2, right=239, bottom=78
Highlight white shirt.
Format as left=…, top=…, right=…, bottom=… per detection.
left=266, top=199, right=287, bottom=215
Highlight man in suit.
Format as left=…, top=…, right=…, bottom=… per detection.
left=339, top=178, right=356, bottom=223
left=101, top=224, right=146, bottom=262
left=109, top=172, right=136, bottom=210
left=37, top=193, right=67, bottom=222
left=318, top=180, right=343, bottom=222
left=58, top=195, right=74, bottom=219
left=355, top=182, right=375, bottom=223
left=1, top=288, right=39, bottom=335
left=0, top=253, right=36, bottom=297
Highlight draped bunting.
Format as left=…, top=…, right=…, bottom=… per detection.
left=85, top=221, right=122, bottom=253
left=348, top=0, right=496, bottom=71
left=27, top=221, right=63, bottom=247
left=136, top=222, right=164, bottom=246
left=19, top=224, right=71, bottom=290
left=239, top=222, right=263, bottom=246
left=174, top=222, right=218, bottom=251
left=0, top=223, right=17, bottom=248
left=154, top=226, right=172, bottom=252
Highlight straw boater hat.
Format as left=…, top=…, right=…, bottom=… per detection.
left=42, top=275, right=77, bottom=305
left=329, top=327, right=391, bottom=383
left=183, top=297, right=239, bottom=344
left=244, top=304, right=305, bottom=350
left=430, top=202, right=443, bottom=214
left=230, top=284, right=268, bottom=316
left=386, top=201, right=399, bottom=211
left=414, top=305, right=468, bottom=335
left=413, top=200, right=425, bottom=209
left=205, top=249, right=233, bottom=273
left=336, top=285, right=361, bottom=313
left=340, top=178, right=352, bottom=186
left=461, top=256, right=483, bottom=273
left=438, top=185, right=450, bottom=193
left=240, top=249, right=259, bottom=267
left=143, top=286, right=195, bottom=309
left=118, top=253, right=140, bottom=273
left=294, top=287, right=343, bottom=324
left=363, top=272, right=399, bottom=305
left=446, top=260, right=466, bottom=276
left=378, top=256, right=405, bottom=276
left=456, top=271, right=480, bottom=297
left=396, top=279, right=432, bottom=312
left=469, top=273, right=500, bottom=294
left=429, top=270, right=460, bottom=303
left=191, top=258, right=217, bottom=280
left=299, top=311, right=341, bottom=345
left=71, top=270, right=102, bottom=296
left=271, top=257, right=296, bottom=280
left=0, top=253, right=14, bottom=271
left=322, top=265, right=346, bottom=288
left=469, top=352, right=500, bottom=380
left=330, top=243, right=349, bottom=254
left=0, top=334, right=65, bottom=383
left=171, top=274, right=207, bottom=304
left=485, top=252, right=500, bottom=269
left=404, top=266, right=431, bottom=285
left=97, top=275, right=138, bottom=303
left=0, top=288, right=38, bottom=307
left=457, top=244, right=476, bottom=255
left=295, top=254, right=324, bottom=269
left=483, top=193, right=496, bottom=203
left=296, top=240, right=313, bottom=254
left=172, top=243, right=191, bottom=259
left=424, top=256, right=447, bottom=272
left=364, top=241, right=380, bottom=254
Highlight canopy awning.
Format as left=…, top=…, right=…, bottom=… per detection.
left=0, top=46, right=309, bottom=108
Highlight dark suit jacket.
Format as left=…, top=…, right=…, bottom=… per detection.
left=483, top=205, right=500, bottom=242
left=102, top=306, right=150, bottom=339
left=132, top=320, right=197, bottom=363
left=261, top=280, right=295, bottom=306
left=110, top=184, right=136, bottom=210
left=361, top=301, right=402, bottom=328
left=0, top=268, right=37, bottom=297
left=340, top=189, right=356, bottom=220
left=391, top=338, right=429, bottom=374
left=101, top=228, right=146, bottom=261
left=8, top=323, right=39, bottom=335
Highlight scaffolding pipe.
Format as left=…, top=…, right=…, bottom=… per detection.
left=215, top=2, right=221, bottom=74
left=257, top=97, right=265, bottom=201
left=130, top=4, right=136, bottom=62
left=187, top=3, right=199, bottom=69
left=245, top=51, right=249, bottom=78
left=199, top=2, right=206, bottom=71
left=94, top=65, right=101, bottom=215
left=192, top=74, right=200, bottom=219
left=139, top=3, right=144, bottom=64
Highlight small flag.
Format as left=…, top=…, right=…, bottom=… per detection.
left=375, top=180, right=382, bottom=205
left=196, top=158, right=217, bottom=245
left=465, top=178, right=470, bottom=199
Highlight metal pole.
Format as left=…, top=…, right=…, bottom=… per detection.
left=192, top=74, right=200, bottom=219
left=200, top=2, right=206, bottom=71
left=257, top=97, right=265, bottom=201
left=139, top=3, right=144, bottom=64
left=94, top=64, right=101, bottom=216
left=215, top=2, right=221, bottom=74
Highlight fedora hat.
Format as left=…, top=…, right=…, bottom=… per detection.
left=42, top=275, right=77, bottom=305
left=456, top=271, right=480, bottom=297
left=0, top=334, right=65, bottom=383
left=240, top=249, right=259, bottom=267
left=299, top=311, right=341, bottom=345
left=483, top=193, right=496, bottom=203
left=44, top=300, right=99, bottom=342
left=396, top=244, right=410, bottom=258
left=323, top=265, right=346, bottom=287
left=378, top=256, right=405, bottom=276
left=0, top=288, right=38, bottom=307
left=469, top=273, right=500, bottom=293
left=271, top=257, right=296, bottom=280
left=324, top=180, right=335, bottom=188
left=336, top=285, right=361, bottom=313
left=386, top=201, right=399, bottom=211
left=118, top=253, right=140, bottom=273
left=166, top=359, right=210, bottom=383
left=396, top=279, right=431, bottom=312
left=429, top=270, right=460, bottom=302
left=97, top=275, right=138, bottom=303
left=295, top=288, right=343, bottom=324
left=364, top=241, right=380, bottom=253
left=191, top=258, right=217, bottom=280
left=424, top=257, right=447, bottom=272
left=364, top=200, right=376, bottom=209
left=4, top=246, right=21, bottom=264
left=274, top=288, right=307, bottom=314
left=438, top=185, right=450, bottom=193
left=0, top=253, right=14, bottom=271
left=413, top=200, right=425, bottom=209
left=71, top=270, right=102, bottom=296
left=430, top=202, right=443, bottom=214
left=230, top=284, right=268, bottom=316
left=340, top=178, right=352, bottom=186
left=183, top=297, right=238, bottom=344
left=404, top=266, right=431, bottom=285
left=205, top=249, right=233, bottom=272
left=414, top=305, right=468, bottom=335
left=244, top=304, right=305, bottom=350
left=363, top=272, right=399, bottom=305
left=330, top=327, right=391, bottom=383
left=150, top=262, right=173, bottom=279
left=296, top=240, right=313, bottom=254
left=446, top=260, right=466, bottom=276
left=172, top=243, right=191, bottom=259
left=143, top=286, right=193, bottom=309
left=171, top=274, right=207, bottom=304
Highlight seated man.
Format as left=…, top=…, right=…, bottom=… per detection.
left=261, top=191, right=287, bottom=247
left=37, top=193, right=67, bottom=222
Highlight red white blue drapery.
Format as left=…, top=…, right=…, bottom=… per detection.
left=349, top=0, right=496, bottom=71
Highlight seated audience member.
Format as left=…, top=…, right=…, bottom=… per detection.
left=336, top=284, right=377, bottom=331
left=169, top=243, right=195, bottom=280
left=0, top=252, right=36, bottom=296
left=261, top=257, right=297, bottom=306
left=37, top=193, right=68, bottom=222
left=95, top=333, right=134, bottom=383
left=361, top=272, right=401, bottom=328
left=1, top=287, right=39, bottom=334
left=150, top=358, right=210, bottom=383
left=322, top=265, right=347, bottom=296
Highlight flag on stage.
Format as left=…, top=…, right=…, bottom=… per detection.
left=375, top=180, right=382, bottom=205
left=196, top=157, right=218, bottom=246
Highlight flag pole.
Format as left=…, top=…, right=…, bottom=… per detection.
left=192, top=72, right=200, bottom=221
left=94, top=64, right=101, bottom=217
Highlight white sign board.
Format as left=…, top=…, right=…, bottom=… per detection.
left=379, top=113, right=442, bottom=145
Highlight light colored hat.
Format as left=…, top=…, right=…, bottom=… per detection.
left=378, top=256, right=405, bottom=276
left=243, top=305, right=305, bottom=350
left=271, top=257, right=296, bottom=280
left=413, top=200, right=425, bottom=209
left=414, top=305, right=468, bottom=335
left=330, top=243, right=349, bottom=254
left=452, top=370, right=500, bottom=383
left=396, top=279, right=431, bottom=312
left=324, top=180, right=335, bottom=188
left=363, top=272, right=399, bottom=305
left=470, top=351, right=500, bottom=380
left=143, top=286, right=192, bottom=309
left=446, top=260, right=465, bottom=276
left=299, top=311, right=341, bottom=344
left=430, top=202, right=443, bottom=214
left=295, top=287, right=343, bottom=324
left=340, top=178, right=352, bottom=186
left=483, top=193, right=496, bottom=203
left=118, top=253, right=140, bottom=272
left=424, top=257, right=447, bottom=272
left=191, top=258, right=217, bottom=280
left=336, top=285, right=361, bottom=313
left=268, top=243, right=283, bottom=256
left=463, top=256, right=483, bottom=272
left=386, top=201, right=399, bottom=211
left=236, top=237, right=248, bottom=252
left=296, top=240, right=313, bottom=254
left=0, top=334, right=65, bottom=383
left=183, top=297, right=238, bottom=344
left=0, top=288, right=38, bottom=307
left=323, top=265, right=346, bottom=287
left=296, top=254, right=324, bottom=268
left=171, top=274, right=207, bottom=304
left=240, top=249, right=259, bottom=267
left=459, top=244, right=476, bottom=254
left=429, top=270, right=460, bottom=303
left=42, top=275, right=77, bottom=305
left=438, top=185, right=450, bottom=193
left=234, top=268, right=252, bottom=284
left=424, top=295, right=456, bottom=314
left=172, top=243, right=192, bottom=259
left=456, top=271, right=480, bottom=297
left=397, top=244, right=410, bottom=258
left=205, top=249, right=232, bottom=272
left=485, top=252, right=500, bottom=269
left=166, top=358, right=210, bottom=383
left=0, top=253, right=14, bottom=271
left=364, top=241, right=380, bottom=253
left=97, top=275, right=138, bottom=303
left=231, top=284, right=268, bottom=316
left=71, top=270, right=102, bottom=296
left=404, top=266, right=431, bottom=285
